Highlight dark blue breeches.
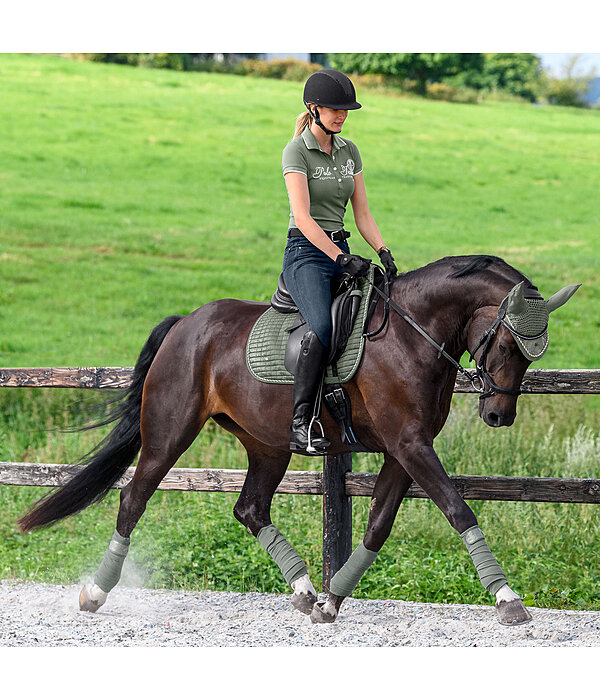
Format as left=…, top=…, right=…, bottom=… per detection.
left=282, top=235, right=351, bottom=348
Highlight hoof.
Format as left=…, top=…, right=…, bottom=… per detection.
left=291, top=592, right=317, bottom=615
left=79, top=583, right=107, bottom=613
left=310, top=601, right=337, bottom=624
left=495, top=599, right=532, bottom=626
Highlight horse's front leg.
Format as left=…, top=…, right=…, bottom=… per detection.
left=311, top=454, right=413, bottom=623
left=392, top=439, right=532, bottom=626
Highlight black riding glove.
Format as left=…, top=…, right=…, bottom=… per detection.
left=336, top=253, right=372, bottom=277
left=378, top=248, right=398, bottom=280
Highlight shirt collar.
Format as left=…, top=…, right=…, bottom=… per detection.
left=301, top=126, right=347, bottom=154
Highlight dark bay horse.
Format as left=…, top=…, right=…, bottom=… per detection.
left=18, top=254, right=579, bottom=627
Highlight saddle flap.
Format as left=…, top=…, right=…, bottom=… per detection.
left=327, top=279, right=363, bottom=366
left=284, top=314, right=307, bottom=374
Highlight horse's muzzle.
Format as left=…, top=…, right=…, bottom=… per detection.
left=479, top=400, right=516, bottom=428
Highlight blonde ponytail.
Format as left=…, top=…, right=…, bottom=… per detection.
left=294, top=110, right=313, bottom=138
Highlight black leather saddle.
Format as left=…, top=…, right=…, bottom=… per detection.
left=271, top=273, right=363, bottom=374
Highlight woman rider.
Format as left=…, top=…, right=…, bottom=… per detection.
left=282, top=68, right=398, bottom=455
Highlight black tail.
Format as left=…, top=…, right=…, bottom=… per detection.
left=18, top=315, right=184, bottom=532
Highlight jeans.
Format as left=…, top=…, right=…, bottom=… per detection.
left=282, top=235, right=351, bottom=348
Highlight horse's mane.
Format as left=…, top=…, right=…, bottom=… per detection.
left=390, top=253, right=540, bottom=294
left=447, top=254, right=506, bottom=278
left=446, top=254, right=539, bottom=292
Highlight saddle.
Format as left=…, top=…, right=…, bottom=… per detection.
left=271, top=274, right=363, bottom=372
left=269, top=272, right=380, bottom=452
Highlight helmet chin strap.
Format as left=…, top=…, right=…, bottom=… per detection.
left=306, top=103, right=335, bottom=136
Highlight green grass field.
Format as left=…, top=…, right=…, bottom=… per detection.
left=1, top=53, right=599, bottom=610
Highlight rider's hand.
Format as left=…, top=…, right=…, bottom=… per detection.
left=336, top=253, right=372, bottom=277
left=378, top=247, right=398, bottom=280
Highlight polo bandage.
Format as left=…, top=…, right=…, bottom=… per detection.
left=257, top=525, right=307, bottom=586
left=94, top=530, right=130, bottom=594
left=329, top=542, right=378, bottom=597
left=461, top=525, right=508, bottom=596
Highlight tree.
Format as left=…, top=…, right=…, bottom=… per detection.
left=329, top=52, right=546, bottom=101
left=546, top=54, right=597, bottom=107
left=329, top=53, right=485, bottom=95
left=479, top=53, right=544, bottom=101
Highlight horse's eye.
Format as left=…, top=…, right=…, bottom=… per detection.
left=498, top=342, right=507, bottom=354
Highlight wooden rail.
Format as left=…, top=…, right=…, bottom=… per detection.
left=1, top=461, right=600, bottom=503
left=1, top=366, right=599, bottom=591
left=1, top=367, right=599, bottom=392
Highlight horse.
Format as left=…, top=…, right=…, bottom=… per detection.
left=18, top=254, right=580, bottom=627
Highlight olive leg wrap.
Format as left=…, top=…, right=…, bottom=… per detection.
left=460, top=525, right=508, bottom=596
left=257, top=525, right=307, bottom=586
left=93, top=530, right=130, bottom=594
left=329, top=542, right=378, bottom=598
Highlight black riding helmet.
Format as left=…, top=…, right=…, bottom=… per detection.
left=303, top=69, right=361, bottom=135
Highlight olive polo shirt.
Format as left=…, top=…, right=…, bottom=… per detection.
left=282, top=126, right=363, bottom=231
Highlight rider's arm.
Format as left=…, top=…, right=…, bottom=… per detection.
left=284, top=172, right=344, bottom=261
left=350, top=171, right=388, bottom=253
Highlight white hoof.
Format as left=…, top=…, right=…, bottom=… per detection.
left=79, top=583, right=108, bottom=613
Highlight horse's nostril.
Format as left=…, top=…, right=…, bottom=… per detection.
left=488, top=412, right=500, bottom=426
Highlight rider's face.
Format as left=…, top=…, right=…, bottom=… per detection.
left=311, top=105, right=348, bottom=133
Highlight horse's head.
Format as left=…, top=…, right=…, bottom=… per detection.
left=467, top=279, right=581, bottom=428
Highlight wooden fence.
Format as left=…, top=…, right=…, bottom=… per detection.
left=1, top=367, right=599, bottom=590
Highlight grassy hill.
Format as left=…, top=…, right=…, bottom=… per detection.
left=0, top=54, right=599, bottom=610
left=0, top=52, right=598, bottom=367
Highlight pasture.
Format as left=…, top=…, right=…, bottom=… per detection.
left=0, top=53, right=599, bottom=610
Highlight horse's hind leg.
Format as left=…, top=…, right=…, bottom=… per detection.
left=231, top=435, right=317, bottom=614
left=80, top=386, right=208, bottom=612
left=312, top=454, right=413, bottom=623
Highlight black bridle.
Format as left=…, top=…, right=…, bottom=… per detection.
left=364, top=270, right=547, bottom=401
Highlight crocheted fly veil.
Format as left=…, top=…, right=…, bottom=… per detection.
left=500, top=280, right=582, bottom=361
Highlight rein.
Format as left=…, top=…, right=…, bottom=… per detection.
left=362, top=267, right=540, bottom=400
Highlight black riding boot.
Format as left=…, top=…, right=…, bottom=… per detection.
left=290, top=330, right=331, bottom=454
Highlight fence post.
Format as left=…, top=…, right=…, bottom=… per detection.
left=322, top=452, right=353, bottom=592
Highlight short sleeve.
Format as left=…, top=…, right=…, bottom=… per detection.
left=349, top=141, right=363, bottom=175
left=282, top=139, right=308, bottom=177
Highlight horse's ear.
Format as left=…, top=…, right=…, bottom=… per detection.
left=505, top=281, right=527, bottom=315
left=545, top=284, right=582, bottom=314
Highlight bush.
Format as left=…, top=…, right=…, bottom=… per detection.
left=546, top=77, right=590, bottom=108
left=137, top=54, right=190, bottom=71
left=426, top=82, right=457, bottom=101
left=234, top=58, right=322, bottom=82
left=427, top=83, right=481, bottom=104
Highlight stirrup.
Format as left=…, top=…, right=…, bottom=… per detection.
left=306, top=415, right=329, bottom=455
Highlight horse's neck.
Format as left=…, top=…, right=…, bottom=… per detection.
left=390, top=272, right=507, bottom=359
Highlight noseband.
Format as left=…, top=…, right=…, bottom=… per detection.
left=366, top=271, right=546, bottom=401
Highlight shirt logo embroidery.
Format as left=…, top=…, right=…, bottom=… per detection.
left=312, top=166, right=335, bottom=179
left=340, top=159, right=355, bottom=177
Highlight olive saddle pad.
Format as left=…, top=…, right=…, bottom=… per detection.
left=246, top=268, right=375, bottom=385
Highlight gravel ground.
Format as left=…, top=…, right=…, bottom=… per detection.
left=1, top=580, right=599, bottom=647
